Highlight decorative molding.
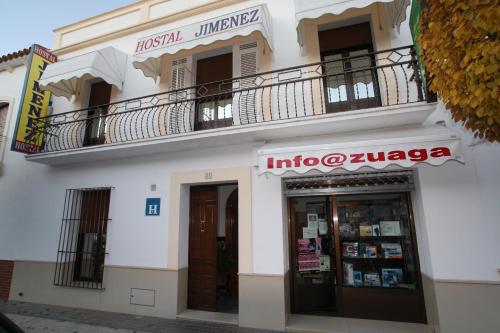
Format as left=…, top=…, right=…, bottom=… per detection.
left=53, top=0, right=246, bottom=55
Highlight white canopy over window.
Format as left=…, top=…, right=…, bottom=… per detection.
left=40, top=47, right=128, bottom=100
left=132, top=4, right=273, bottom=80
left=295, top=0, right=411, bottom=44
left=258, top=125, right=464, bottom=175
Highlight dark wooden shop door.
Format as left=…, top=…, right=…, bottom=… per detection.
left=188, top=186, right=218, bottom=311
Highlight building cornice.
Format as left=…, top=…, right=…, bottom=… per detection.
left=52, top=0, right=248, bottom=56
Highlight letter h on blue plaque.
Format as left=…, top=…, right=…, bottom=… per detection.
left=145, top=198, right=161, bottom=216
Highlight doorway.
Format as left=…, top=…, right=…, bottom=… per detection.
left=188, top=184, right=239, bottom=314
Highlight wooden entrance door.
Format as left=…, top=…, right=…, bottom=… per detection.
left=188, top=185, right=218, bottom=311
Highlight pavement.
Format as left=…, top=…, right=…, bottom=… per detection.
left=0, top=301, right=280, bottom=333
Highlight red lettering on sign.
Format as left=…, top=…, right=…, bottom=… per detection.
left=430, top=147, right=451, bottom=157
left=264, top=145, right=455, bottom=170
left=350, top=153, right=365, bottom=163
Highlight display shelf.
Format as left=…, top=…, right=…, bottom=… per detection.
left=341, top=236, right=403, bottom=240
left=337, top=194, right=418, bottom=295
left=342, top=284, right=417, bottom=290
left=342, top=257, right=403, bottom=260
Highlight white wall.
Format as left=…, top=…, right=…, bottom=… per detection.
left=414, top=103, right=500, bottom=281
left=0, top=137, right=256, bottom=269
left=3, top=0, right=499, bottom=284
left=251, top=167, right=286, bottom=274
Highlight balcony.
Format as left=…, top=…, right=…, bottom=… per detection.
left=29, top=46, right=435, bottom=164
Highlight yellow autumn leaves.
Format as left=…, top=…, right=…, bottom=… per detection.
left=419, top=0, right=500, bottom=141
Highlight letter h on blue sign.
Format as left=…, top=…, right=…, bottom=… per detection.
left=145, top=198, right=161, bottom=216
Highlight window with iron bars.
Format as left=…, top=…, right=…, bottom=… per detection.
left=54, top=187, right=112, bottom=290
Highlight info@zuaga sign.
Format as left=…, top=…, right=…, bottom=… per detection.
left=258, top=140, right=464, bottom=175
left=134, top=6, right=263, bottom=55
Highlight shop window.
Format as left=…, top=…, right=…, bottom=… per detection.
left=319, top=22, right=381, bottom=112
left=54, top=188, right=111, bottom=289
left=83, top=81, right=111, bottom=147
left=288, top=172, right=426, bottom=323
left=195, top=52, right=233, bottom=130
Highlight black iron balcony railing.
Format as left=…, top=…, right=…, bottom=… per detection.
left=35, top=45, right=426, bottom=154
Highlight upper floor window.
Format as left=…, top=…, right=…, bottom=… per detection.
left=195, top=52, right=233, bottom=131
left=0, top=102, right=9, bottom=165
left=319, top=22, right=381, bottom=113
left=84, top=81, right=112, bottom=147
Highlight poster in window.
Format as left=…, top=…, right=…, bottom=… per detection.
left=298, top=253, right=320, bottom=272
left=363, top=272, right=381, bottom=287
left=319, top=255, right=330, bottom=271
left=359, top=224, right=373, bottom=237
left=302, top=227, right=318, bottom=238
left=342, top=242, right=359, bottom=257
left=360, top=243, right=377, bottom=258
left=298, top=238, right=321, bottom=254
left=343, top=262, right=354, bottom=285
left=382, top=268, right=404, bottom=287
left=353, top=271, right=363, bottom=286
left=381, top=243, right=403, bottom=258
left=318, top=219, right=328, bottom=235
left=380, top=221, right=401, bottom=236
left=339, top=222, right=357, bottom=238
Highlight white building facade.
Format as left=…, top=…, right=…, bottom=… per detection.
left=0, top=1, right=499, bottom=332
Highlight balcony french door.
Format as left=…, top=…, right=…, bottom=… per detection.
left=323, top=46, right=381, bottom=113
left=83, top=81, right=111, bottom=147
left=195, top=53, right=233, bottom=131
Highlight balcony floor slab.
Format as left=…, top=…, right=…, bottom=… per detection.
left=26, top=102, right=436, bottom=165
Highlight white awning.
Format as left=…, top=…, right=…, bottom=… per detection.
left=258, top=125, right=464, bottom=175
left=39, top=47, right=128, bottom=100
left=132, top=4, right=273, bottom=80
left=295, top=0, right=411, bottom=44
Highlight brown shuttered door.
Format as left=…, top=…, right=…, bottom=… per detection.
left=195, top=53, right=233, bottom=130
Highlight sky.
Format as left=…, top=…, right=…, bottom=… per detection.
left=0, top=0, right=134, bottom=55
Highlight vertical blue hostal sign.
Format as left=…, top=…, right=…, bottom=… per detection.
left=145, top=198, right=161, bottom=216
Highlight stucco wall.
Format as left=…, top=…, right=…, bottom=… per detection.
left=1, top=0, right=499, bottom=291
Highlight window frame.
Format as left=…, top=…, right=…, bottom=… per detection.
left=194, top=52, right=234, bottom=131
left=83, top=81, right=112, bottom=147
left=54, top=187, right=112, bottom=290
left=321, top=44, right=382, bottom=113
left=0, top=97, right=15, bottom=167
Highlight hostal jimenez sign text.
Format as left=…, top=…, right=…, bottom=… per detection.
left=134, top=6, right=262, bottom=55
left=11, top=44, right=57, bottom=154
